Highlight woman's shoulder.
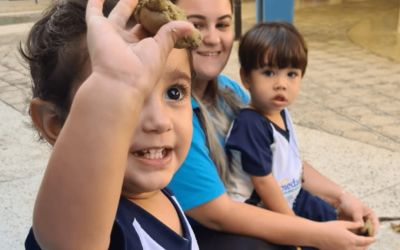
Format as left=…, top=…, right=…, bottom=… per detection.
left=217, top=75, right=249, bottom=104
left=218, top=75, right=242, bottom=92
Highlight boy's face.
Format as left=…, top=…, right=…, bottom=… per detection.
left=121, top=49, right=193, bottom=197
left=242, top=59, right=302, bottom=115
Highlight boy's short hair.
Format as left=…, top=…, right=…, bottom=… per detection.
left=239, top=21, right=308, bottom=77
left=19, top=0, right=132, bottom=140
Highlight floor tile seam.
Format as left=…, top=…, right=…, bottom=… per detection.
left=293, top=107, right=400, bottom=152
left=358, top=181, right=400, bottom=200
left=316, top=103, right=400, bottom=145
left=293, top=120, right=399, bottom=153
left=0, top=172, right=44, bottom=185
left=0, top=99, right=24, bottom=115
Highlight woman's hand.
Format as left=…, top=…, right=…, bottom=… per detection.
left=85, top=0, right=195, bottom=95
left=316, top=220, right=376, bottom=250
left=336, top=192, right=380, bottom=236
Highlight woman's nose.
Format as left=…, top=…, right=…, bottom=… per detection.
left=141, top=98, right=173, bottom=134
left=202, top=26, right=220, bottom=45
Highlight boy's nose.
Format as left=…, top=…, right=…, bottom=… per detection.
left=142, top=98, right=173, bottom=134
left=274, top=76, right=287, bottom=90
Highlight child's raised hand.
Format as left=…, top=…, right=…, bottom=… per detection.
left=85, top=0, right=194, bottom=95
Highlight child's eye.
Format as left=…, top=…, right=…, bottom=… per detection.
left=288, top=70, right=301, bottom=78
left=263, top=70, right=274, bottom=76
left=165, top=84, right=189, bottom=101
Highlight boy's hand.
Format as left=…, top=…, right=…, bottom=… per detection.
left=316, top=221, right=376, bottom=250
left=337, top=192, right=379, bottom=236
left=85, top=0, right=194, bottom=95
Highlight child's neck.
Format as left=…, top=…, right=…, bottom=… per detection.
left=126, top=190, right=183, bottom=236
left=247, top=104, right=286, bottom=131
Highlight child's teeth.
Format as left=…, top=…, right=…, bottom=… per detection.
left=136, top=148, right=167, bottom=159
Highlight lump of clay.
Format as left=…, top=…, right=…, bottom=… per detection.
left=134, top=0, right=202, bottom=50
left=359, top=219, right=374, bottom=237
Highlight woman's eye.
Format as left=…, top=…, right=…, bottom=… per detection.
left=165, top=87, right=182, bottom=101
left=217, top=23, right=230, bottom=29
left=192, top=23, right=203, bottom=29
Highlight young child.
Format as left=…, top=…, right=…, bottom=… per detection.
left=21, top=0, right=199, bottom=249
left=225, top=22, right=338, bottom=225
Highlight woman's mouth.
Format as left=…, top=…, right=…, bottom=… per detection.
left=133, top=148, right=168, bottom=160
left=197, top=51, right=220, bottom=57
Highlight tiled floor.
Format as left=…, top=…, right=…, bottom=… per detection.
left=0, top=0, right=399, bottom=249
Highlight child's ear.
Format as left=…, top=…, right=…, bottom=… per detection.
left=29, top=98, right=62, bottom=146
left=240, top=67, right=251, bottom=90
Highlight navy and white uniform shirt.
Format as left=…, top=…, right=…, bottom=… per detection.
left=225, top=108, right=303, bottom=208
left=25, top=188, right=199, bottom=250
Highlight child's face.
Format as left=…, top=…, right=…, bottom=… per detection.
left=176, top=0, right=234, bottom=82
left=117, top=49, right=193, bottom=197
left=243, top=62, right=302, bottom=114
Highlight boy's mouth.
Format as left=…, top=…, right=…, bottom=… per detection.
left=133, top=148, right=168, bottom=160
left=274, top=96, right=286, bottom=102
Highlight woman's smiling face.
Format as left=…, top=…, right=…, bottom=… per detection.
left=175, top=0, right=234, bottom=82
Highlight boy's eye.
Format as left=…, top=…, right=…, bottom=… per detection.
left=165, top=84, right=189, bottom=101
left=165, top=87, right=182, bottom=100
left=288, top=72, right=298, bottom=78
left=263, top=70, right=274, bottom=76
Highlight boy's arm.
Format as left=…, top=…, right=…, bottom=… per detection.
left=250, top=174, right=295, bottom=216
left=31, top=2, right=195, bottom=249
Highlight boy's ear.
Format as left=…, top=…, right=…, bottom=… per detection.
left=29, top=98, right=62, bottom=146
left=239, top=67, right=251, bottom=90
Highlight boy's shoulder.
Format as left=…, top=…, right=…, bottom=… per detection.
left=233, top=108, right=269, bottom=127
left=115, top=188, right=197, bottom=250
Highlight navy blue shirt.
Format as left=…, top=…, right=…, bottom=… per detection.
left=226, top=108, right=288, bottom=176
left=25, top=188, right=198, bottom=250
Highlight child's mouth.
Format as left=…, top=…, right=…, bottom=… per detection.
left=133, top=148, right=168, bottom=160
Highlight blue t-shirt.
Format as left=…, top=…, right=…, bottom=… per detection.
left=25, top=188, right=199, bottom=250
left=168, top=75, right=249, bottom=211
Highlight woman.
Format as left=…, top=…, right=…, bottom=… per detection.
left=168, top=0, right=378, bottom=249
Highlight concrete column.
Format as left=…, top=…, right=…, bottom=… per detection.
left=256, top=0, right=295, bottom=24
left=397, top=5, right=400, bottom=33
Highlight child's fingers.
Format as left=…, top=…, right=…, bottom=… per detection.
left=108, top=0, right=137, bottom=28
left=152, top=20, right=195, bottom=63
left=86, top=0, right=105, bottom=24
left=128, top=24, right=151, bottom=43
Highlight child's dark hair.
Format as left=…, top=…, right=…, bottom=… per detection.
left=239, top=21, right=308, bottom=77
left=19, top=0, right=196, bottom=142
left=19, top=0, right=127, bottom=140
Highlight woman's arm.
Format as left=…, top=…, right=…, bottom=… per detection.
left=301, top=161, right=379, bottom=235
left=251, top=174, right=295, bottom=216
left=185, top=193, right=376, bottom=250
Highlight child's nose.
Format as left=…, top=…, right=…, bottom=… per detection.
left=275, top=76, right=287, bottom=90
left=142, top=98, right=173, bottom=133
